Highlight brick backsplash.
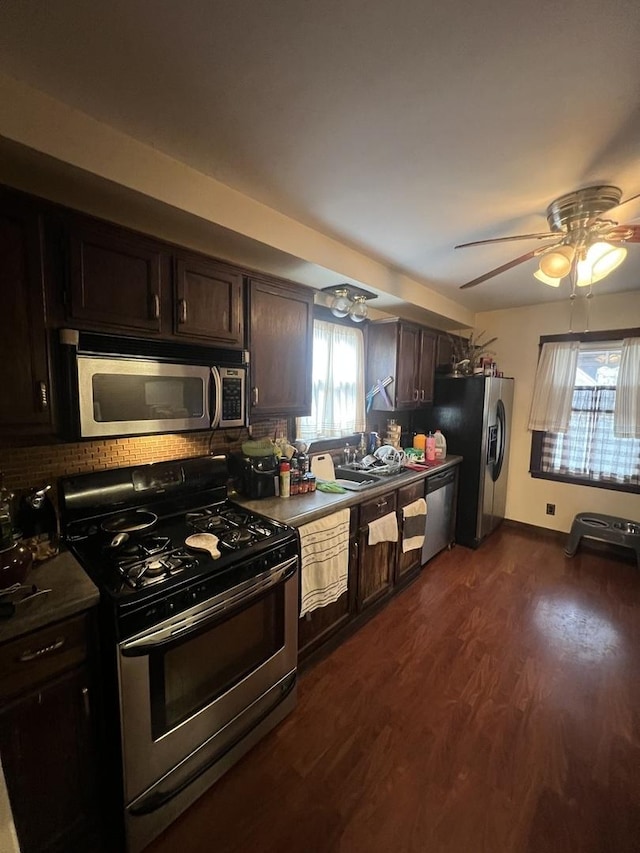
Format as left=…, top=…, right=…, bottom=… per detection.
left=0, top=418, right=287, bottom=493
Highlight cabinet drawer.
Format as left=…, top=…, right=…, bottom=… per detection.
left=398, top=480, right=424, bottom=507
left=360, top=491, right=397, bottom=526
left=0, top=613, right=89, bottom=702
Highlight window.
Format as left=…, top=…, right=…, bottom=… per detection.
left=296, top=319, right=366, bottom=441
left=530, top=331, right=640, bottom=492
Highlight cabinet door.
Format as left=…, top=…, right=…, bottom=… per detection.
left=0, top=665, right=98, bottom=853
left=357, top=491, right=397, bottom=610
left=68, top=219, right=164, bottom=333
left=0, top=194, right=52, bottom=438
left=436, top=333, right=455, bottom=374
left=248, top=278, right=314, bottom=417
left=395, top=324, right=420, bottom=408
left=395, top=480, right=424, bottom=584
left=417, top=330, right=436, bottom=405
left=174, top=254, right=244, bottom=346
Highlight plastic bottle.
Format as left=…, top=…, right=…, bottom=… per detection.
left=434, top=429, right=447, bottom=461
left=279, top=460, right=291, bottom=498
left=413, top=433, right=427, bottom=452
left=425, top=432, right=436, bottom=462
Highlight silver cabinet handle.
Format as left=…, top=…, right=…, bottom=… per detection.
left=413, top=389, right=419, bottom=401
left=38, top=381, right=49, bottom=410
left=252, top=387, right=259, bottom=406
left=151, top=293, right=160, bottom=320
left=420, top=389, right=425, bottom=402
left=19, top=636, right=65, bottom=662
left=376, top=500, right=388, bottom=510
left=178, top=298, right=188, bottom=324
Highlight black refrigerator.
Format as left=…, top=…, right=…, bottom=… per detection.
left=431, top=375, right=514, bottom=548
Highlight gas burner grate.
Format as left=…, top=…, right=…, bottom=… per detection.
left=219, top=528, right=255, bottom=550
left=118, top=549, right=200, bottom=589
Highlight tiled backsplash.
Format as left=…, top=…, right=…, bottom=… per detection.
left=0, top=419, right=285, bottom=493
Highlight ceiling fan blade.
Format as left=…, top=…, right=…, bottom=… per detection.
left=455, top=232, right=559, bottom=249
left=459, top=250, right=538, bottom=290
left=588, top=191, right=640, bottom=226
left=604, top=223, right=640, bottom=243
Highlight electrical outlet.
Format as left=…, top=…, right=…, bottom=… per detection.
left=546, top=503, right=556, bottom=516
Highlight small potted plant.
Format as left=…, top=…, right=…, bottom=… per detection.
left=448, top=330, right=497, bottom=376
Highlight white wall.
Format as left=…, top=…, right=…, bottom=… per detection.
left=476, top=290, right=640, bottom=532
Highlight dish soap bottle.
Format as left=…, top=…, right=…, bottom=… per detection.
left=434, top=429, right=447, bottom=461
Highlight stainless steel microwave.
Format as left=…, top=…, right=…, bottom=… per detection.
left=59, top=329, right=247, bottom=438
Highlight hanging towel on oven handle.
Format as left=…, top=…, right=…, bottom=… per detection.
left=299, top=508, right=350, bottom=617
left=401, top=497, right=427, bottom=552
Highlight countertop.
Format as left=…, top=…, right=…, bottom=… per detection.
left=0, top=550, right=100, bottom=645
left=235, top=455, right=462, bottom=527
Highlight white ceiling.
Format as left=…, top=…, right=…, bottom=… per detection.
left=1, top=0, right=640, bottom=316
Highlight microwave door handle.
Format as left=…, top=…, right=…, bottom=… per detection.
left=210, top=366, right=222, bottom=429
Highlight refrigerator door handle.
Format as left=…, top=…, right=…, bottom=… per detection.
left=492, top=398, right=506, bottom=482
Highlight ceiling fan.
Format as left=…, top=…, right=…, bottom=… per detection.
left=456, top=185, right=640, bottom=290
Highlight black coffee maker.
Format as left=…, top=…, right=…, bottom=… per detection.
left=231, top=454, right=279, bottom=499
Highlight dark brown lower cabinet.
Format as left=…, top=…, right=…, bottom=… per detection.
left=357, top=490, right=397, bottom=611
left=0, top=614, right=100, bottom=853
left=395, top=480, right=425, bottom=585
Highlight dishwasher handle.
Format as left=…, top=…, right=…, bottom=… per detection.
left=425, top=469, right=457, bottom=493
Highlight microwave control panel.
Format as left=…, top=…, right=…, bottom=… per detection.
left=219, top=368, right=246, bottom=427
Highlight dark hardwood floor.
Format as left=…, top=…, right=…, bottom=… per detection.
left=147, top=525, right=640, bottom=853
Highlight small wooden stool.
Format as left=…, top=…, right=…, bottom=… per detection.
left=565, top=512, right=640, bottom=569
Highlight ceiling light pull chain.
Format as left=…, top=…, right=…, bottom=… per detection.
left=584, top=286, right=593, bottom=332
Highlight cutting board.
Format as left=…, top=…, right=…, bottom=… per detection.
left=310, top=453, right=336, bottom=481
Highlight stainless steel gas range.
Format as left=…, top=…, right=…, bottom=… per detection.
left=59, top=455, right=299, bottom=853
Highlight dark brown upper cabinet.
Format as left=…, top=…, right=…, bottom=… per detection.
left=248, top=276, right=314, bottom=417
left=0, top=191, right=53, bottom=439
left=367, top=320, right=436, bottom=410
left=68, top=218, right=165, bottom=334
left=174, top=253, right=243, bottom=346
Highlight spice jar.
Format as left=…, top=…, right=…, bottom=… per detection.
left=306, top=473, right=316, bottom=493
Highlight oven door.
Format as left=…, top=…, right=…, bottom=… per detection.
left=77, top=355, right=211, bottom=437
left=117, top=556, right=298, bottom=805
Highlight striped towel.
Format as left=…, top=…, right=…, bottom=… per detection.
left=299, top=509, right=350, bottom=617
left=402, top=498, right=427, bottom=552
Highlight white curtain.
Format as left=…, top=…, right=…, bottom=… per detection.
left=613, top=337, right=640, bottom=438
left=297, top=320, right=366, bottom=440
left=528, top=341, right=580, bottom=433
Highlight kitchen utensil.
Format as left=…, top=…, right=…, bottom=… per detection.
left=108, top=532, right=130, bottom=549
left=15, top=484, right=58, bottom=543
left=101, top=510, right=158, bottom=534
left=310, top=454, right=336, bottom=482
left=185, top=533, right=221, bottom=559
left=0, top=583, right=52, bottom=618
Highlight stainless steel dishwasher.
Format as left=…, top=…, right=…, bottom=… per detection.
left=421, top=467, right=457, bottom=564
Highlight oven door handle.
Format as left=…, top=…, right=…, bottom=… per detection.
left=120, top=557, right=297, bottom=656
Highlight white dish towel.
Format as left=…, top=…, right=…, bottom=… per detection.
left=402, top=498, right=427, bottom=552
left=368, top=511, right=399, bottom=546
left=299, top=508, right=350, bottom=617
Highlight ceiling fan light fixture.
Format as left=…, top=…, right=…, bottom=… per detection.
left=576, top=242, right=627, bottom=287
left=534, top=269, right=563, bottom=287
left=538, top=245, right=574, bottom=278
